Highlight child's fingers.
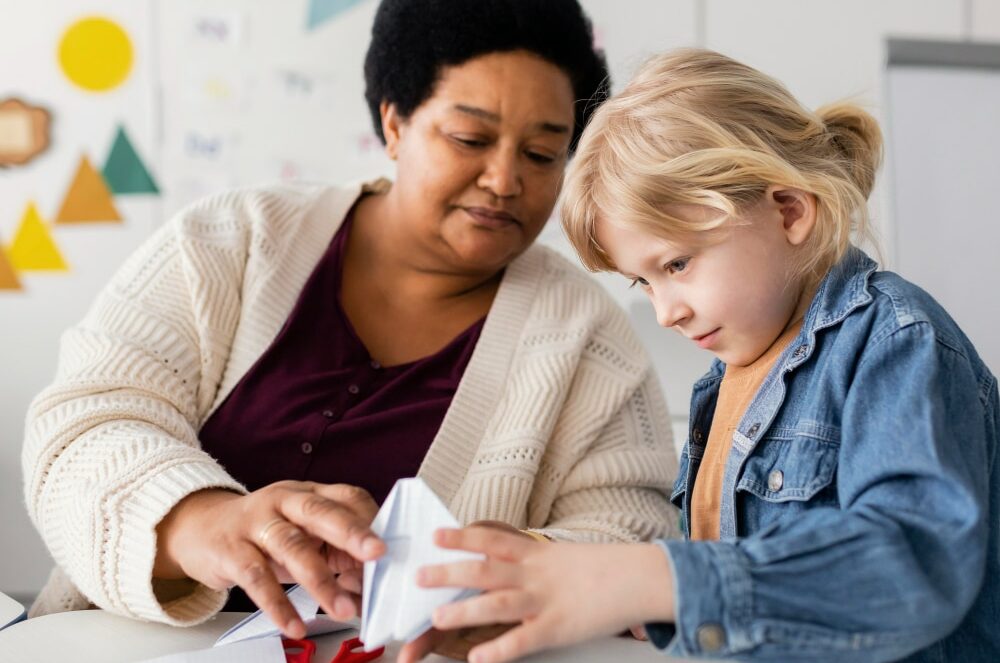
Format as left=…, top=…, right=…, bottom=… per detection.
left=434, top=527, right=531, bottom=561
left=466, top=622, right=549, bottom=663
left=432, top=590, right=536, bottom=630
left=418, top=558, right=521, bottom=591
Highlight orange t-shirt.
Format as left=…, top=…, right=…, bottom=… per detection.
left=689, top=321, right=803, bottom=541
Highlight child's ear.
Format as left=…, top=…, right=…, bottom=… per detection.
left=768, top=186, right=817, bottom=246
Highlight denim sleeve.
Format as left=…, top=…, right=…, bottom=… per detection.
left=645, top=322, right=993, bottom=662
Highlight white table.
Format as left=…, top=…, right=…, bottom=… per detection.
left=0, top=610, right=686, bottom=662
left=0, top=591, right=25, bottom=630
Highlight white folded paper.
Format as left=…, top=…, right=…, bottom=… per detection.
left=141, top=584, right=354, bottom=662
left=360, top=477, right=483, bottom=651
left=215, top=584, right=354, bottom=647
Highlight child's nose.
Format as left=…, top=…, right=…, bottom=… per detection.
left=652, top=292, right=691, bottom=329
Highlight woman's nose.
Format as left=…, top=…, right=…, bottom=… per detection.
left=477, top=148, right=522, bottom=198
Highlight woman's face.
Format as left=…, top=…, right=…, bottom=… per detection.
left=383, top=50, right=575, bottom=274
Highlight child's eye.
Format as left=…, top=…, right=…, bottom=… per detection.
left=628, top=276, right=650, bottom=289
left=666, top=257, right=690, bottom=274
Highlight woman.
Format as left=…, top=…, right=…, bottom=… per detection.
left=22, top=0, right=678, bottom=637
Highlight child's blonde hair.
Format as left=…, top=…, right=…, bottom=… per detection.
left=562, top=48, right=883, bottom=282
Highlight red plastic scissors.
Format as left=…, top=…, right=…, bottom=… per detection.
left=283, top=636, right=385, bottom=663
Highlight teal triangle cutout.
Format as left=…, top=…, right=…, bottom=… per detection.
left=307, top=0, right=366, bottom=30
left=102, top=125, right=159, bottom=195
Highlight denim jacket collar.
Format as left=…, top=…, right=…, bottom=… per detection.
left=682, top=247, right=881, bottom=540
left=800, top=246, right=879, bottom=340
left=692, top=247, right=879, bottom=389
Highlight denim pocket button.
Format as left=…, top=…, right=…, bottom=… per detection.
left=696, top=623, right=726, bottom=652
left=768, top=469, right=784, bottom=492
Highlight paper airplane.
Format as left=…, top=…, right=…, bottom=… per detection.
left=360, top=478, right=483, bottom=651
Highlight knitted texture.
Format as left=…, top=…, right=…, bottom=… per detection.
left=23, top=181, right=679, bottom=626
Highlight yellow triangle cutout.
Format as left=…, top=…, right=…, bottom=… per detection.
left=55, top=154, right=122, bottom=223
left=0, top=243, right=22, bottom=290
left=8, top=202, right=70, bottom=271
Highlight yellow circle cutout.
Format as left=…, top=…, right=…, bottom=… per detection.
left=58, top=17, right=133, bottom=92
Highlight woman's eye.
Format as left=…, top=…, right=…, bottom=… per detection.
left=526, top=151, right=556, bottom=165
left=666, top=257, right=690, bottom=274
left=628, top=276, right=650, bottom=289
left=454, top=136, right=488, bottom=148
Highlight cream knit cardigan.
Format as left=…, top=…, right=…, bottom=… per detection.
left=23, top=180, right=679, bottom=626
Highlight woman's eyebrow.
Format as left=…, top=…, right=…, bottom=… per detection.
left=452, top=103, right=569, bottom=135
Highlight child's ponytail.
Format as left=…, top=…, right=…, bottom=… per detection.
left=817, top=102, right=884, bottom=200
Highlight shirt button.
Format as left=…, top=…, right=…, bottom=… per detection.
left=696, top=623, right=726, bottom=652
left=768, top=469, right=784, bottom=492
left=322, top=409, right=334, bottom=418
left=693, top=428, right=704, bottom=443
left=747, top=422, right=761, bottom=437
left=347, top=384, right=360, bottom=395
left=793, top=344, right=809, bottom=358
left=301, top=442, right=313, bottom=454
left=369, top=359, right=381, bottom=370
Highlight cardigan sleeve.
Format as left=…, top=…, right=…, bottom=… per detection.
left=536, top=369, right=682, bottom=544
left=524, top=283, right=682, bottom=544
left=22, top=202, right=253, bottom=625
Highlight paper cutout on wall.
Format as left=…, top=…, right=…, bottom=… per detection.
left=103, top=125, right=159, bottom=194
left=56, top=155, right=122, bottom=223
left=0, top=242, right=22, bottom=290
left=7, top=203, right=69, bottom=271
left=306, top=0, right=367, bottom=30
left=59, top=16, right=134, bottom=92
left=0, top=98, right=52, bottom=166
left=191, top=14, right=245, bottom=46
left=184, top=131, right=227, bottom=160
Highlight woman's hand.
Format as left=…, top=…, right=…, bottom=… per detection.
left=154, top=481, right=385, bottom=638
left=400, top=528, right=676, bottom=663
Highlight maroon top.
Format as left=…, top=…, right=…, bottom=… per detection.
left=199, top=210, right=485, bottom=507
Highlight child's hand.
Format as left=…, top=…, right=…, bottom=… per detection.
left=400, top=527, right=675, bottom=663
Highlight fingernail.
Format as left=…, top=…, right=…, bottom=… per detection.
left=362, top=536, right=381, bottom=556
left=287, top=619, right=305, bottom=639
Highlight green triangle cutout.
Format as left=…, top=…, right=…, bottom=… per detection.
left=102, top=125, right=159, bottom=195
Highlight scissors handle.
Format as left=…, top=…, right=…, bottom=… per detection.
left=332, top=636, right=385, bottom=663
left=282, top=637, right=317, bottom=663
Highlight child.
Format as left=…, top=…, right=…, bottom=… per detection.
left=398, top=49, right=1000, bottom=662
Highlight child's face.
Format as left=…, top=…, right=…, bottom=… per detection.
left=595, top=191, right=814, bottom=367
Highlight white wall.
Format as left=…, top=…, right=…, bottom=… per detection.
left=2, top=0, right=998, bottom=601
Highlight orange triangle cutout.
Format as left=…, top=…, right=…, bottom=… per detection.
left=0, top=243, right=22, bottom=290
left=8, top=202, right=70, bottom=271
left=55, top=155, right=122, bottom=223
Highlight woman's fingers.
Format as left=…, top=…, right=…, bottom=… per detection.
left=278, top=487, right=384, bottom=561
left=225, top=541, right=306, bottom=638
left=336, top=568, right=363, bottom=594
left=432, top=591, right=535, bottom=630
left=433, top=527, right=530, bottom=561
left=397, top=628, right=446, bottom=663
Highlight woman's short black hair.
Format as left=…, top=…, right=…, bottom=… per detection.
left=363, top=0, right=610, bottom=153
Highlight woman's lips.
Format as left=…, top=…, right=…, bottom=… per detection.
left=693, top=328, right=720, bottom=350
left=464, top=207, right=520, bottom=229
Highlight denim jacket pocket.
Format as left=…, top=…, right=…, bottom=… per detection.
left=737, top=435, right=839, bottom=503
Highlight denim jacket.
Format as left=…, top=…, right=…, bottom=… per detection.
left=646, top=248, right=999, bottom=662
